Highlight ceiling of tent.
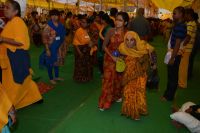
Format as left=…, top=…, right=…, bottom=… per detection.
left=0, top=0, right=195, bottom=11
left=151, top=0, right=194, bottom=11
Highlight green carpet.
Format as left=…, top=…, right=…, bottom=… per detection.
left=13, top=36, right=199, bottom=133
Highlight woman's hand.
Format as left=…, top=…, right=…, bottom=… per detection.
left=46, top=49, right=51, bottom=57
left=168, top=58, right=175, bottom=65
left=111, top=56, right=119, bottom=62
left=79, top=52, right=84, bottom=58
left=89, top=41, right=94, bottom=48
left=151, top=64, right=157, bottom=70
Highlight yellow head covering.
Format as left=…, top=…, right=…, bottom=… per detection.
left=119, top=31, right=154, bottom=58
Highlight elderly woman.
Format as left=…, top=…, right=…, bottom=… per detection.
left=119, top=31, right=156, bottom=120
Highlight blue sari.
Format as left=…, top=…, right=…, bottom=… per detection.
left=39, top=20, right=66, bottom=68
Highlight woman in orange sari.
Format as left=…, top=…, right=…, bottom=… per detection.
left=119, top=31, right=156, bottom=120
left=98, top=12, right=129, bottom=111
left=0, top=0, right=42, bottom=109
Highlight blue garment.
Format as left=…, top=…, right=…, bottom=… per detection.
left=2, top=125, right=10, bottom=133
left=170, top=22, right=187, bottom=49
left=39, top=20, right=66, bottom=68
left=7, top=49, right=30, bottom=84
left=47, top=66, right=59, bottom=80
left=2, top=118, right=12, bottom=133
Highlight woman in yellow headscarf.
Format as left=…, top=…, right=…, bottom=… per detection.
left=119, top=31, right=156, bottom=120
left=0, top=0, right=42, bottom=110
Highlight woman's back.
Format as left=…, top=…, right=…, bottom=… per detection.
left=1, top=16, right=29, bottom=51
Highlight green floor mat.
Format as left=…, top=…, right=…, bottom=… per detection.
left=13, top=36, right=199, bottom=133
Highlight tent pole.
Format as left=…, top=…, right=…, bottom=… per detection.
left=123, top=0, right=127, bottom=12
left=94, top=3, right=96, bottom=12
left=48, top=1, right=50, bottom=10
left=77, top=0, right=80, bottom=14
left=100, top=0, right=103, bottom=11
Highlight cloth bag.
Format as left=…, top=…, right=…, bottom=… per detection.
left=164, top=34, right=184, bottom=64
left=116, top=59, right=126, bottom=73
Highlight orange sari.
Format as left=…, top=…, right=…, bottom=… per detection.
left=121, top=56, right=148, bottom=120
left=98, top=31, right=125, bottom=109
left=0, top=84, right=12, bottom=132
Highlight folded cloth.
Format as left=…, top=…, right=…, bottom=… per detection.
left=164, top=51, right=172, bottom=64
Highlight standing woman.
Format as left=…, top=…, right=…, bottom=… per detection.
left=39, top=9, right=66, bottom=85
left=88, top=15, right=100, bottom=66
left=97, top=13, right=112, bottom=75
left=30, top=11, right=42, bottom=47
left=73, top=15, right=93, bottom=82
left=98, top=12, right=129, bottom=111
left=0, top=0, right=42, bottom=109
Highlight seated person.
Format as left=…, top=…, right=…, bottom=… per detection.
left=170, top=102, right=200, bottom=132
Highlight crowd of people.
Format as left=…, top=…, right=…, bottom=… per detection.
left=0, top=0, right=200, bottom=132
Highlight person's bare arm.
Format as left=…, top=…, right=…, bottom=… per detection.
left=103, top=29, right=117, bottom=61
left=0, top=37, right=23, bottom=46
left=182, top=34, right=191, bottom=46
